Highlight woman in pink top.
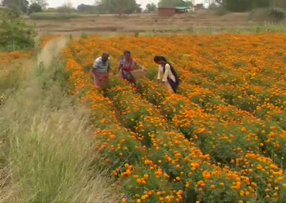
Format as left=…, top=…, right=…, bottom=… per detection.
left=118, top=51, right=139, bottom=84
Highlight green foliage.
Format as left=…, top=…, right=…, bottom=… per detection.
left=158, top=0, right=192, bottom=7
left=268, top=7, right=285, bottom=21
left=97, top=0, right=141, bottom=14
left=250, top=7, right=285, bottom=22
left=224, top=0, right=270, bottom=12
left=274, top=0, right=286, bottom=8
left=30, top=0, right=48, bottom=9
left=77, top=4, right=97, bottom=13
left=0, top=55, right=116, bottom=202
left=2, top=0, right=29, bottom=14
left=56, top=5, right=76, bottom=14
left=29, top=10, right=79, bottom=20
left=0, top=11, right=35, bottom=50
left=28, top=3, right=42, bottom=14
left=208, top=3, right=228, bottom=16
left=145, top=3, right=157, bottom=12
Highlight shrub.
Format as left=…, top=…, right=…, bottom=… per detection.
left=208, top=4, right=228, bottom=16
left=28, top=3, right=42, bottom=14
left=250, top=8, right=286, bottom=22
left=29, top=12, right=79, bottom=20
left=0, top=11, right=35, bottom=50
left=268, top=8, right=286, bottom=22
left=224, top=0, right=270, bottom=12
left=214, top=7, right=228, bottom=16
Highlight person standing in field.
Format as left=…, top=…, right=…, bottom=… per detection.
left=118, top=50, right=141, bottom=84
left=92, top=52, right=111, bottom=89
left=154, top=56, right=180, bottom=93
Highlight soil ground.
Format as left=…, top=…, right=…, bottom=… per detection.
left=31, top=11, right=275, bottom=36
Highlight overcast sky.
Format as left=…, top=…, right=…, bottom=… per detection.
left=47, top=0, right=208, bottom=9
left=47, top=0, right=159, bottom=8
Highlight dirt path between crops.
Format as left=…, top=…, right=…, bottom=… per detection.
left=0, top=37, right=68, bottom=84
left=37, top=37, right=68, bottom=67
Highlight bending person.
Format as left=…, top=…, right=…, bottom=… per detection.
left=154, top=55, right=180, bottom=93
left=92, top=52, right=111, bottom=89
left=118, top=50, right=140, bottom=84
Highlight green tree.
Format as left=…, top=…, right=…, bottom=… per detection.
left=2, top=0, right=29, bottom=14
left=0, top=10, right=35, bottom=50
left=28, top=3, right=42, bottom=14
left=77, top=4, right=97, bottom=13
left=97, top=0, right=141, bottom=14
left=223, top=0, right=270, bottom=12
left=215, top=0, right=223, bottom=5
left=272, top=0, right=286, bottom=8
left=145, top=3, right=157, bottom=12
left=158, top=0, right=192, bottom=7
left=56, top=5, right=75, bottom=15
left=31, top=0, right=48, bottom=9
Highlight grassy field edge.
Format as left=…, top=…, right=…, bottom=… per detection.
left=0, top=39, right=117, bottom=203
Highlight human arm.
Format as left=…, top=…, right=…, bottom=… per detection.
left=118, top=60, right=124, bottom=73
left=157, top=65, right=163, bottom=80
left=93, top=58, right=101, bottom=72
left=92, top=59, right=98, bottom=74
left=133, top=61, right=142, bottom=70
left=162, top=64, right=171, bottom=82
left=134, top=62, right=147, bottom=71
left=107, top=60, right=111, bottom=72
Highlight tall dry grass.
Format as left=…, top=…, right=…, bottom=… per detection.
left=0, top=39, right=118, bottom=203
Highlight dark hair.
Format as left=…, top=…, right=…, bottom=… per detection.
left=102, top=52, right=110, bottom=58
left=124, top=50, right=131, bottom=55
left=154, top=55, right=168, bottom=63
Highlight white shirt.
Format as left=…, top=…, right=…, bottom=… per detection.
left=157, top=64, right=176, bottom=82
left=93, top=57, right=110, bottom=73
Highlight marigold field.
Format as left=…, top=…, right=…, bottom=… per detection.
left=0, top=51, right=32, bottom=65
left=64, top=34, right=286, bottom=203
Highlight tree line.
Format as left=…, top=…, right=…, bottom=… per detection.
left=80, top=0, right=193, bottom=14
left=86, top=0, right=286, bottom=14
left=0, top=0, right=194, bottom=15
left=1, top=0, right=47, bottom=15
left=218, top=0, right=286, bottom=12
left=1, top=0, right=286, bottom=15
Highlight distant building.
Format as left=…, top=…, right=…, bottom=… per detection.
left=158, top=7, right=176, bottom=16
left=176, top=7, right=190, bottom=13
left=158, top=6, right=190, bottom=16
